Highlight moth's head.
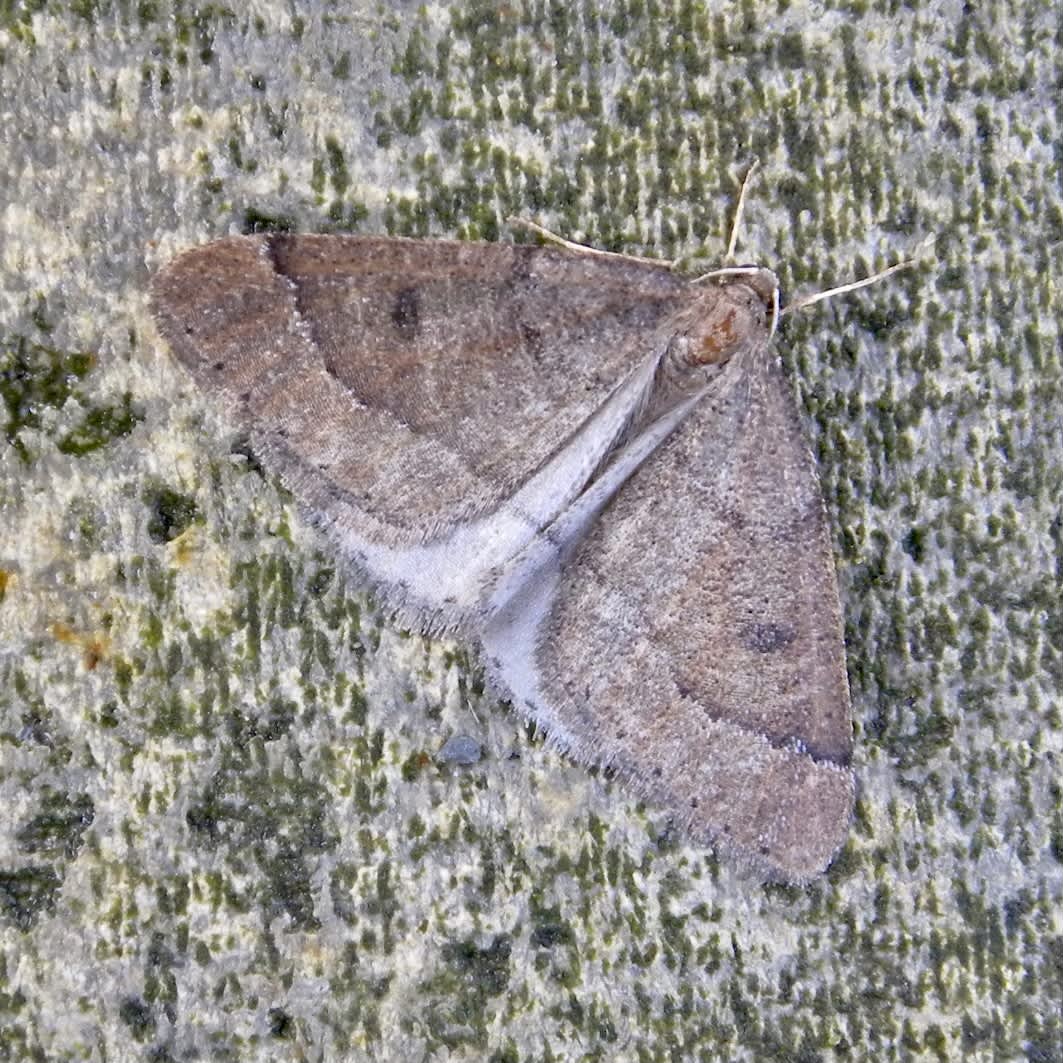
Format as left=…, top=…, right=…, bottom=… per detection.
left=681, top=266, right=780, bottom=368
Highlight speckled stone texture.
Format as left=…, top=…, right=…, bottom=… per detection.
left=0, top=2, right=1059, bottom=1061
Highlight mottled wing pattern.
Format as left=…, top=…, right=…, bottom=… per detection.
left=534, top=343, right=854, bottom=880
left=151, top=235, right=689, bottom=545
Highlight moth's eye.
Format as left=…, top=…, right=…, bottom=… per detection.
left=742, top=271, right=778, bottom=312
left=750, top=289, right=773, bottom=317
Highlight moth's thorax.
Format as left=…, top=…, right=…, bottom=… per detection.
left=679, top=268, right=779, bottom=369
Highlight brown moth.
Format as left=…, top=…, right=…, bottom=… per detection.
left=151, top=192, right=908, bottom=880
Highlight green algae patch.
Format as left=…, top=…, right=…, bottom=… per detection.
left=241, top=206, right=295, bottom=234
left=183, top=706, right=340, bottom=931
left=57, top=391, right=140, bottom=456
left=0, top=336, right=140, bottom=460
left=0, top=337, right=94, bottom=460
left=15, top=789, right=95, bottom=860
left=0, top=866, right=62, bottom=932
left=421, top=934, right=513, bottom=1052
left=143, top=485, right=201, bottom=544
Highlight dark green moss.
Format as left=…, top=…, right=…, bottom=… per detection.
left=327, top=49, right=351, bottom=80
left=242, top=207, right=295, bottom=233
left=0, top=866, right=62, bottom=931
left=143, top=485, right=200, bottom=544
left=530, top=905, right=574, bottom=949
left=423, top=933, right=513, bottom=1049
left=183, top=712, right=339, bottom=930
left=342, top=683, right=368, bottom=727
left=776, top=30, right=805, bottom=68
left=324, top=134, right=351, bottom=196
left=0, top=337, right=95, bottom=460
left=887, top=706, right=956, bottom=771
left=57, top=391, right=140, bottom=455
left=15, top=790, right=94, bottom=859
left=268, top=1006, right=294, bottom=1038
left=435, top=939, right=510, bottom=994
left=118, top=996, right=155, bottom=1043
left=400, top=750, right=431, bottom=782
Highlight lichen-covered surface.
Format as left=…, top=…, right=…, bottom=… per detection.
left=0, top=2, right=1059, bottom=1060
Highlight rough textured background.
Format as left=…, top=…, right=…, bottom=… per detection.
left=0, top=2, right=1060, bottom=1061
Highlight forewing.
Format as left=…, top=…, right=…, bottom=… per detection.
left=534, top=343, right=854, bottom=880
left=150, top=234, right=688, bottom=545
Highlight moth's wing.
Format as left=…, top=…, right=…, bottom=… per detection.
left=530, top=345, right=853, bottom=880
left=150, top=235, right=688, bottom=546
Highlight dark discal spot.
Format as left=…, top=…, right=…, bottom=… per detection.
left=742, top=621, right=797, bottom=654
left=520, top=321, right=544, bottom=360
left=391, top=287, right=420, bottom=341
left=212, top=360, right=224, bottom=371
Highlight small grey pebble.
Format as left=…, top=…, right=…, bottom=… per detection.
left=437, top=735, right=482, bottom=766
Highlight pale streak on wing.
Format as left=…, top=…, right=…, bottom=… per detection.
left=351, top=344, right=669, bottom=621
left=151, top=234, right=690, bottom=625
left=531, top=344, right=854, bottom=880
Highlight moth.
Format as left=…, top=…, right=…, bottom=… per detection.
left=151, top=177, right=911, bottom=880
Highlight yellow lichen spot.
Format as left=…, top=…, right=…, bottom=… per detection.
left=170, top=523, right=201, bottom=567
left=50, top=621, right=112, bottom=670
